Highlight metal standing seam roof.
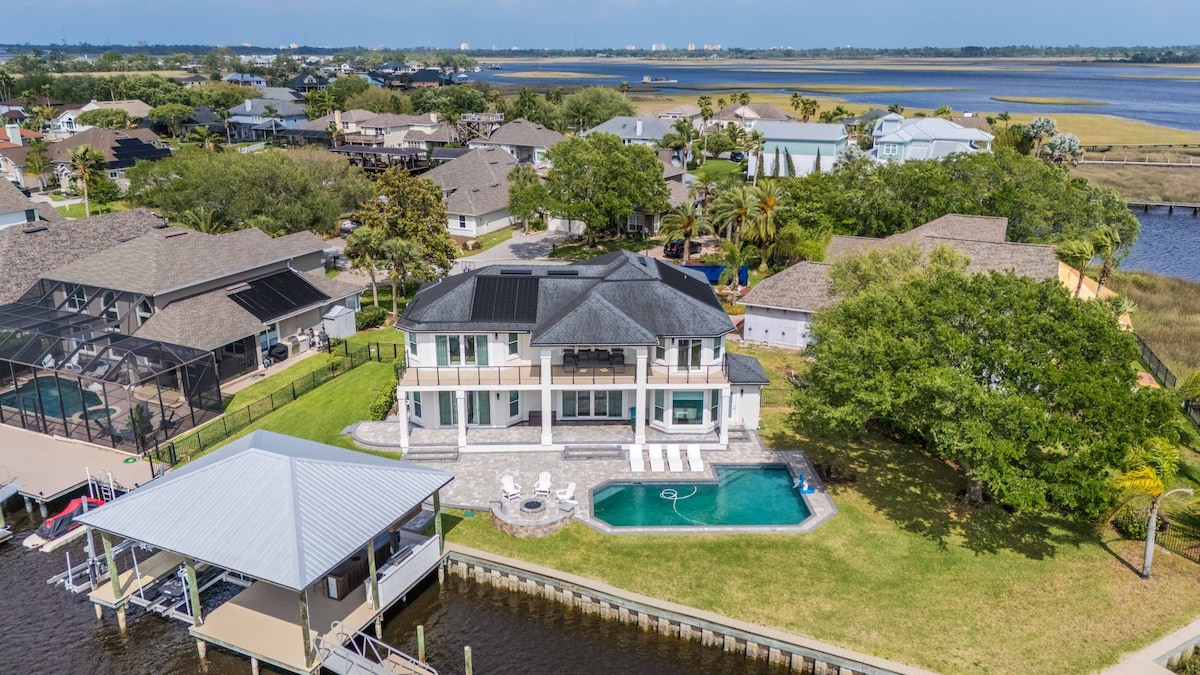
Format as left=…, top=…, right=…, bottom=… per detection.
left=755, top=121, right=847, bottom=142
left=76, top=430, right=454, bottom=591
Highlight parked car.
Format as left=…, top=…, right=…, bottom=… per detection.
left=338, top=219, right=362, bottom=235
left=730, top=151, right=745, bottom=162
left=663, top=239, right=702, bottom=259
left=9, top=181, right=30, bottom=198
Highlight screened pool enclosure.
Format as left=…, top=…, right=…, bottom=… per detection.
left=0, top=303, right=222, bottom=453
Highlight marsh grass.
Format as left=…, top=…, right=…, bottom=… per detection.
left=1110, top=271, right=1200, bottom=377
left=1072, top=165, right=1200, bottom=203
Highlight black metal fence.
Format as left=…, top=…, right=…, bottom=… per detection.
left=148, top=340, right=400, bottom=473
left=1157, top=524, right=1200, bottom=565
left=1136, top=335, right=1178, bottom=389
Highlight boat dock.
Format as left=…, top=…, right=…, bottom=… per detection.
left=1127, top=200, right=1200, bottom=214
left=0, top=425, right=153, bottom=516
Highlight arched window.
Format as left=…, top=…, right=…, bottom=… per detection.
left=136, top=300, right=153, bottom=326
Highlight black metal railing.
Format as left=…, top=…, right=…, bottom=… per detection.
left=1136, top=335, right=1177, bottom=389
left=1157, top=522, right=1200, bottom=565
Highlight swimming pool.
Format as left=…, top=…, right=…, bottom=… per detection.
left=0, top=376, right=110, bottom=420
left=592, top=465, right=811, bottom=528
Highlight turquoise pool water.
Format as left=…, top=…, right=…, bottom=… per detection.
left=0, top=376, right=108, bottom=420
left=592, top=465, right=811, bottom=528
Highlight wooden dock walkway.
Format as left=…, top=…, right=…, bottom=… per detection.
left=89, top=551, right=184, bottom=608
left=0, top=425, right=153, bottom=504
left=1126, top=200, right=1200, bottom=214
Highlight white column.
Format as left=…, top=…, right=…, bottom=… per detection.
left=634, top=347, right=648, bottom=445
left=397, top=388, right=410, bottom=450
left=455, top=390, right=467, bottom=447
left=540, top=349, right=553, bottom=446
left=719, top=387, right=731, bottom=446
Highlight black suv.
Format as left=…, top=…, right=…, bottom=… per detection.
left=663, top=239, right=702, bottom=259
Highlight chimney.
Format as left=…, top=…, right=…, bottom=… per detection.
left=5, top=124, right=19, bottom=146
left=245, top=99, right=252, bottom=113
left=635, top=118, right=643, bottom=136
left=335, top=109, right=342, bottom=130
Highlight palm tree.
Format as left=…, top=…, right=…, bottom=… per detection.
left=1113, top=438, right=1190, bottom=579
left=326, top=121, right=346, bottom=146
left=619, top=81, right=629, bottom=98
left=744, top=179, right=785, bottom=245
left=304, top=89, right=335, bottom=118
left=23, top=138, right=51, bottom=191
left=800, top=97, right=818, bottom=123
left=0, top=70, right=13, bottom=102
left=68, top=145, right=106, bottom=218
left=659, top=118, right=697, bottom=166
left=736, top=91, right=751, bottom=106
left=790, top=92, right=803, bottom=118
left=382, top=237, right=425, bottom=315
left=1054, top=239, right=1095, bottom=298
left=716, top=240, right=759, bottom=293
left=887, top=103, right=905, bottom=114
left=1091, top=225, right=1122, bottom=295
left=214, top=108, right=233, bottom=145
left=1100, top=295, right=1137, bottom=320
left=711, top=184, right=753, bottom=241
left=188, top=126, right=224, bottom=151
left=659, top=203, right=713, bottom=264
left=179, top=206, right=230, bottom=234
left=345, top=227, right=387, bottom=306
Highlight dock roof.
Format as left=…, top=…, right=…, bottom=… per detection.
left=77, top=430, right=454, bottom=591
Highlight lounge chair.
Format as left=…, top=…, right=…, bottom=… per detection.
left=628, top=444, right=645, bottom=472
left=686, top=444, right=704, bottom=472
left=501, top=475, right=522, bottom=501
left=647, top=444, right=665, bottom=472
left=555, top=481, right=577, bottom=505
left=666, top=444, right=684, bottom=472
left=533, top=471, right=552, bottom=497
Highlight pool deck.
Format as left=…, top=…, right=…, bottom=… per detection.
left=405, top=430, right=837, bottom=535
left=0, top=424, right=153, bottom=503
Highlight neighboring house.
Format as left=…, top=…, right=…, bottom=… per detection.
left=871, top=113, right=994, bottom=163
left=287, top=72, right=329, bottom=92
left=406, top=69, right=447, bottom=88
left=583, top=116, right=672, bottom=147
left=395, top=250, right=768, bottom=450
left=0, top=126, right=170, bottom=189
left=951, top=114, right=994, bottom=133
left=83, top=99, right=153, bottom=119
left=0, top=178, right=61, bottom=231
left=657, top=104, right=702, bottom=123
left=226, top=99, right=308, bottom=141
left=179, top=74, right=210, bottom=87
left=711, top=102, right=792, bottom=130
left=423, top=146, right=518, bottom=238
left=21, top=225, right=361, bottom=382
left=258, top=87, right=304, bottom=103
left=740, top=214, right=1061, bottom=350
left=49, top=100, right=152, bottom=137
left=0, top=123, right=42, bottom=150
left=404, top=124, right=457, bottom=152
left=467, top=119, right=565, bottom=168
left=301, top=109, right=377, bottom=135
left=351, top=112, right=441, bottom=147
left=627, top=150, right=690, bottom=237
left=749, top=121, right=847, bottom=177
left=0, top=96, right=66, bottom=116
left=223, top=73, right=268, bottom=88
left=840, top=108, right=888, bottom=136
left=176, top=106, right=223, bottom=137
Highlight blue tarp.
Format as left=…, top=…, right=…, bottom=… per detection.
left=683, top=264, right=749, bottom=286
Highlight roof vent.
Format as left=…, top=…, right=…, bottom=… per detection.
left=499, top=268, right=533, bottom=275
left=21, top=225, right=48, bottom=234
left=547, top=268, right=579, bottom=276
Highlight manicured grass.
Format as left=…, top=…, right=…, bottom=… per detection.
left=494, top=71, right=618, bottom=79
left=226, top=361, right=397, bottom=449
left=325, top=268, right=342, bottom=279
left=55, top=200, right=130, bottom=218
left=692, top=159, right=744, bottom=182
left=1071, top=164, right=1200, bottom=203
left=472, top=226, right=515, bottom=253
left=549, top=236, right=662, bottom=260
left=1109, top=271, right=1200, bottom=377
left=991, top=96, right=1110, bottom=106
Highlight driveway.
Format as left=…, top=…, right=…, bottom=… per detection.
left=452, top=228, right=569, bottom=273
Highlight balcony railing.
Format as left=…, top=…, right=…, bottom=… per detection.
left=646, top=363, right=727, bottom=384
left=400, top=365, right=540, bottom=386
left=399, top=361, right=728, bottom=387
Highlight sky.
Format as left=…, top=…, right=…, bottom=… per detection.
left=9, top=0, right=1200, bottom=50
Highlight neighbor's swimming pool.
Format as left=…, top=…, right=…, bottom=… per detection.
left=592, top=465, right=811, bottom=528
left=0, top=375, right=110, bottom=420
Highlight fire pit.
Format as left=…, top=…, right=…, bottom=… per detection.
left=520, top=499, right=546, bottom=516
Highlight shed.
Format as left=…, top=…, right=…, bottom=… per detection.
left=323, top=304, right=356, bottom=339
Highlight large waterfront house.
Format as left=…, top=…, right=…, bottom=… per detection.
left=740, top=215, right=1060, bottom=350
left=870, top=113, right=994, bottom=163
left=394, top=250, right=768, bottom=451
left=48, top=99, right=153, bottom=137
left=749, top=121, right=847, bottom=177
left=467, top=119, right=566, bottom=169
left=227, top=99, right=308, bottom=141
left=711, top=102, right=792, bottom=130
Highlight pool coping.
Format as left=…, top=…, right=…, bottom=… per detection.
left=581, top=457, right=837, bottom=536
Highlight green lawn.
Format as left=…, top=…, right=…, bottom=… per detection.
left=693, top=158, right=745, bottom=182
left=549, top=236, right=662, bottom=260
left=55, top=200, right=130, bottom=218
left=472, top=226, right=515, bottom=253
left=325, top=268, right=342, bottom=279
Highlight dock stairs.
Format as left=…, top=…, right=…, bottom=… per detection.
left=316, top=621, right=437, bottom=675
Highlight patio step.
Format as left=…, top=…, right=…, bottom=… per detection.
left=403, top=446, right=460, bottom=462
left=563, top=445, right=625, bottom=461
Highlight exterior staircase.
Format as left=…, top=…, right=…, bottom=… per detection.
left=315, top=621, right=437, bottom=675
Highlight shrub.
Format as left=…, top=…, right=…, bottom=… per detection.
left=1113, top=503, right=1149, bottom=541
left=723, top=303, right=746, bottom=316
left=368, top=384, right=397, bottom=421
left=356, top=305, right=387, bottom=331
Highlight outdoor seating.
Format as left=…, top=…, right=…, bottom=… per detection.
left=647, top=444, right=665, bottom=472
left=533, top=471, right=552, bottom=497
left=501, top=475, right=522, bottom=501
left=611, top=351, right=626, bottom=374
left=687, top=444, right=704, bottom=472
left=666, top=444, right=684, bottom=472
left=555, top=481, right=577, bottom=505
left=628, top=444, right=645, bottom=472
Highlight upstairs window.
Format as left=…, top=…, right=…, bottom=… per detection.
left=508, top=333, right=519, bottom=356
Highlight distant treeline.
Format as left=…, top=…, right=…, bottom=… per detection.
left=3, top=43, right=1200, bottom=62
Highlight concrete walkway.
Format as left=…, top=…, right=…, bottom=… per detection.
left=219, top=348, right=327, bottom=398
left=1103, top=614, right=1200, bottom=674
left=452, top=229, right=569, bottom=274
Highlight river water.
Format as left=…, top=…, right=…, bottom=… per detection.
left=1127, top=209, right=1200, bottom=282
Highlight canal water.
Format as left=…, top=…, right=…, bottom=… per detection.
left=0, top=507, right=783, bottom=674
left=1127, top=209, right=1200, bottom=283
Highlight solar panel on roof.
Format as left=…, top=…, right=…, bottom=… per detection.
left=470, top=276, right=539, bottom=322
left=228, top=270, right=330, bottom=322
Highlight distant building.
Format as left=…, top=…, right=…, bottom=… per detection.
left=460, top=43, right=470, bottom=50
left=625, top=45, right=637, bottom=51
left=687, top=43, right=696, bottom=51
left=703, top=44, right=722, bottom=51
left=651, top=43, right=668, bottom=51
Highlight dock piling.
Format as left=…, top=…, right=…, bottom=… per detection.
left=116, top=605, right=127, bottom=630
left=250, top=657, right=260, bottom=675
left=23, top=496, right=32, bottom=514
left=195, top=638, right=207, bottom=660
left=417, top=625, right=426, bottom=663
left=464, top=646, right=473, bottom=675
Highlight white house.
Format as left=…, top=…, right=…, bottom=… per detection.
left=467, top=119, right=565, bottom=169
left=750, top=121, right=847, bottom=177
left=871, top=113, right=994, bottom=163
left=583, top=116, right=672, bottom=147
left=422, top=147, right=517, bottom=238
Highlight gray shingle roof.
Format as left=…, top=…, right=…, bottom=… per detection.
left=740, top=262, right=837, bottom=312
left=0, top=177, right=37, bottom=215
left=407, top=125, right=455, bottom=144
left=475, top=119, right=565, bottom=148
left=400, top=250, right=734, bottom=344
left=229, top=98, right=307, bottom=119
left=583, top=116, right=672, bottom=142
left=725, top=353, right=770, bottom=384
left=714, top=103, right=792, bottom=122
left=134, top=290, right=265, bottom=351
left=755, top=121, right=847, bottom=142
left=44, top=227, right=327, bottom=296
left=301, top=269, right=366, bottom=299
left=0, top=209, right=162, bottom=304
left=422, top=147, right=517, bottom=217
left=360, top=112, right=438, bottom=129
left=76, top=430, right=453, bottom=590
